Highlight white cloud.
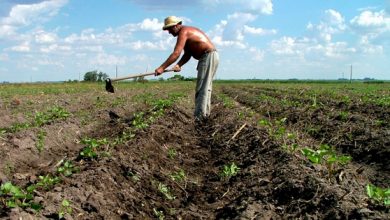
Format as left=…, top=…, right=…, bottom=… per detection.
left=127, top=40, right=167, bottom=50
left=350, top=10, right=390, bottom=46
left=35, top=30, right=57, bottom=43
left=90, top=53, right=127, bottom=66
left=245, top=0, right=273, bottom=15
left=270, top=37, right=300, bottom=55
left=0, top=0, right=67, bottom=39
left=249, top=47, right=264, bottom=61
left=40, top=44, right=71, bottom=53
left=139, top=18, right=163, bottom=31
left=351, top=10, right=390, bottom=28
left=306, top=9, right=346, bottom=42
left=243, top=25, right=277, bottom=35
left=8, top=41, right=30, bottom=52
left=204, top=0, right=273, bottom=15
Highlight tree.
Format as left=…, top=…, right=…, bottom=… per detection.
left=83, top=71, right=108, bottom=82
left=168, top=74, right=184, bottom=81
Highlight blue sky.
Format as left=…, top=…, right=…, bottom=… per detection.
left=0, top=0, right=389, bottom=82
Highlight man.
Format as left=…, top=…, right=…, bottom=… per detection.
left=155, top=16, right=219, bottom=121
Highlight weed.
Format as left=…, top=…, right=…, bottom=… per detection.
left=132, top=112, right=149, bottom=129
left=220, top=162, right=240, bottom=179
left=167, top=148, right=177, bottom=159
left=0, top=182, right=41, bottom=210
left=366, top=184, right=390, bottom=206
left=301, top=144, right=351, bottom=179
left=36, top=175, right=60, bottom=190
left=153, top=208, right=165, bottom=220
left=58, top=199, right=72, bottom=219
left=126, top=171, right=140, bottom=182
left=57, top=161, right=78, bottom=177
left=218, top=94, right=234, bottom=108
left=258, top=119, right=271, bottom=126
left=33, top=106, right=70, bottom=127
left=79, top=138, right=108, bottom=160
left=170, top=169, right=186, bottom=182
left=158, top=183, right=175, bottom=200
left=35, top=129, right=46, bottom=153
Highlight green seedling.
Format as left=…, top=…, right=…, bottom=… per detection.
left=0, top=182, right=41, bottom=210
left=301, top=144, right=351, bottom=179
left=366, top=184, right=390, bottom=206
left=57, top=161, right=78, bottom=177
left=167, top=148, right=177, bottom=159
left=218, top=94, right=234, bottom=108
left=132, top=112, right=149, bottom=129
left=79, top=138, right=108, bottom=159
left=258, top=119, right=271, bottom=126
left=153, top=208, right=165, bottom=220
left=36, top=175, right=60, bottom=190
left=170, top=169, right=186, bottom=182
left=220, top=162, right=240, bottom=179
left=35, top=129, right=46, bottom=153
left=33, top=106, right=70, bottom=127
left=127, top=171, right=140, bottom=182
left=58, top=199, right=72, bottom=219
left=158, top=183, right=175, bottom=200
left=338, top=111, right=349, bottom=121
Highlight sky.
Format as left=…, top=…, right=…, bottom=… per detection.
left=0, top=0, right=389, bottom=82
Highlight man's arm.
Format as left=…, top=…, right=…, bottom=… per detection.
left=155, top=29, right=187, bottom=75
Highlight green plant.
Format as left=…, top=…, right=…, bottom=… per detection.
left=35, top=129, right=46, bottom=152
left=132, top=112, right=149, bottom=129
left=218, top=94, right=234, bottom=108
left=33, top=106, right=70, bottom=127
left=79, top=138, right=108, bottom=159
left=126, top=171, right=140, bottom=182
left=158, top=183, right=175, bottom=200
left=57, top=161, right=78, bottom=177
left=153, top=208, right=165, bottom=220
left=170, top=169, right=186, bottom=182
left=0, top=182, right=41, bottom=210
left=220, top=162, right=240, bottom=179
left=58, top=199, right=72, bottom=219
left=36, top=175, right=60, bottom=190
left=167, top=148, right=177, bottom=159
left=366, top=184, right=390, bottom=206
left=301, top=144, right=351, bottom=178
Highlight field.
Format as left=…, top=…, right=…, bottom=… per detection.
left=0, top=81, right=389, bottom=219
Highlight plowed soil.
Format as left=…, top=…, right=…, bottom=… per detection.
left=0, top=82, right=389, bottom=219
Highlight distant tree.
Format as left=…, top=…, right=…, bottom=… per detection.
left=83, top=71, right=108, bottom=82
left=168, top=74, right=185, bottom=81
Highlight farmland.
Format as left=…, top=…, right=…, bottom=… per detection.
left=0, top=81, right=389, bottom=219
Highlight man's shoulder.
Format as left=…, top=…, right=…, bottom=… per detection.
left=181, top=26, right=201, bottom=34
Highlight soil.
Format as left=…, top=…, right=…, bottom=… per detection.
left=0, top=82, right=389, bottom=219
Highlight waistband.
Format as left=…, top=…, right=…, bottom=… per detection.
left=203, top=48, right=217, bottom=54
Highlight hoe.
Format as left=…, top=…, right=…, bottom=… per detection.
left=105, top=69, right=174, bottom=93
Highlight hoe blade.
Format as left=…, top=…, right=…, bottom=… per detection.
left=105, top=78, right=115, bottom=93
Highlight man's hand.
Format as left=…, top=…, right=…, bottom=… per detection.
left=154, top=67, right=164, bottom=76
left=173, top=64, right=181, bottom=72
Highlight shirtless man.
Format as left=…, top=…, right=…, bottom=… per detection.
left=155, top=16, right=219, bottom=120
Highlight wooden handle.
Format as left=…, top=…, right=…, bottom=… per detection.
left=110, top=69, right=174, bottom=82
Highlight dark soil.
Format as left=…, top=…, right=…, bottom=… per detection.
left=0, top=83, right=389, bottom=219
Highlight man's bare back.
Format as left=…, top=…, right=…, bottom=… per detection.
left=180, top=26, right=215, bottom=60
left=155, top=23, right=215, bottom=75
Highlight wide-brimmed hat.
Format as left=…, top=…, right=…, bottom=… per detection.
left=162, top=16, right=182, bottom=30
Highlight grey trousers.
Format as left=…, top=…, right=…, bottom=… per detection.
left=194, top=51, right=219, bottom=119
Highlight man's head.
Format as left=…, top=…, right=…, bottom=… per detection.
left=162, top=16, right=182, bottom=36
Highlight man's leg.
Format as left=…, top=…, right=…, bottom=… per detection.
left=194, top=51, right=219, bottom=119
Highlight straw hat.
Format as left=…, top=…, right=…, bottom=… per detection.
left=162, top=16, right=182, bottom=30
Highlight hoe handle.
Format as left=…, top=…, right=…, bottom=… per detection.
left=110, top=69, right=174, bottom=82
